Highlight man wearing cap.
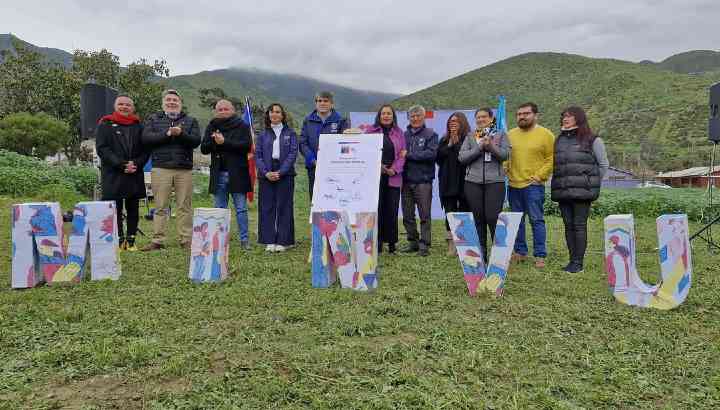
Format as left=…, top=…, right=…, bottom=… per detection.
left=141, top=89, right=201, bottom=251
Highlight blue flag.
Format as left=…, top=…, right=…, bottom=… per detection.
left=496, top=95, right=508, bottom=132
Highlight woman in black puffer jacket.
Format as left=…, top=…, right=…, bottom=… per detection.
left=551, top=106, right=609, bottom=273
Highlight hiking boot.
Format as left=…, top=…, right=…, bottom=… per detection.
left=126, top=236, right=138, bottom=252
left=140, top=242, right=165, bottom=252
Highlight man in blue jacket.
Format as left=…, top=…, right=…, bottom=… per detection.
left=401, top=105, right=439, bottom=257
left=299, top=91, right=349, bottom=202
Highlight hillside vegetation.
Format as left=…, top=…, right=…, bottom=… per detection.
left=168, top=68, right=399, bottom=127
left=655, top=50, right=720, bottom=74
left=4, top=33, right=720, bottom=171
left=0, top=34, right=72, bottom=67
left=394, top=52, right=720, bottom=172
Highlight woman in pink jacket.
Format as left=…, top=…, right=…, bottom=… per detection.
left=361, top=104, right=406, bottom=254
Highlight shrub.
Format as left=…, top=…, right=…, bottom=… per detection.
left=0, top=150, right=97, bottom=198
left=0, top=112, right=71, bottom=159
left=544, top=188, right=708, bottom=221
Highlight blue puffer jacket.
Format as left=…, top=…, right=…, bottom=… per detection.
left=403, top=125, right=439, bottom=184
left=299, top=110, right=349, bottom=168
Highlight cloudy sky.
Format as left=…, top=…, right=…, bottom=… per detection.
left=2, top=0, right=718, bottom=94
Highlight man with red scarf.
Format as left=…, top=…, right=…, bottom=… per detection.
left=95, top=95, right=149, bottom=251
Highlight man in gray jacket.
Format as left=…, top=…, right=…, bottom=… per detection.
left=401, top=105, right=439, bottom=257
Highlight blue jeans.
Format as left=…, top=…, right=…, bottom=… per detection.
left=214, top=172, right=249, bottom=242
left=508, top=184, right=547, bottom=258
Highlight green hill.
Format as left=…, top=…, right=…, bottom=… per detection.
left=0, top=33, right=72, bottom=67
left=393, top=52, right=720, bottom=172
left=167, top=68, right=400, bottom=128
left=0, top=34, right=399, bottom=128
left=655, top=50, right=720, bottom=74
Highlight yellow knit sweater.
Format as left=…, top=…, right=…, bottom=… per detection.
left=505, top=125, right=555, bottom=188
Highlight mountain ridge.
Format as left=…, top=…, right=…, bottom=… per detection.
left=3, top=34, right=720, bottom=170
left=393, top=51, right=720, bottom=171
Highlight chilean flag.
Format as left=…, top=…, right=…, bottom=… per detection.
left=243, top=96, right=257, bottom=202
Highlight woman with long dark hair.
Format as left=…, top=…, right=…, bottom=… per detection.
left=256, top=103, right=298, bottom=252
left=551, top=106, right=609, bottom=273
left=437, top=112, right=470, bottom=256
left=360, top=104, right=406, bottom=254
left=458, top=108, right=511, bottom=262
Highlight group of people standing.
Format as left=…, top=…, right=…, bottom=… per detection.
left=368, top=102, right=608, bottom=273
left=95, top=88, right=609, bottom=273
left=95, top=90, right=347, bottom=255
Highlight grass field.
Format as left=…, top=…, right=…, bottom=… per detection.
left=0, top=173, right=718, bottom=409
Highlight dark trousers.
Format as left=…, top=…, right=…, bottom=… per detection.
left=259, top=161, right=295, bottom=246
left=464, top=181, right=505, bottom=260
left=114, top=198, right=139, bottom=238
left=558, top=200, right=592, bottom=266
left=378, top=176, right=401, bottom=245
left=440, top=195, right=469, bottom=231
left=307, top=166, right=315, bottom=202
left=401, top=182, right=433, bottom=249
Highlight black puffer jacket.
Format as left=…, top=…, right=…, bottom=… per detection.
left=141, top=111, right=201, bottom=169
left=551, top=129, right=601, bottom=202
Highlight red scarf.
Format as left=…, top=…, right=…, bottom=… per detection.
left=98, top=111, right=140, bottom=125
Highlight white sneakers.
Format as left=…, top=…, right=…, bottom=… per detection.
left=265, top=244, right=287, bottom=252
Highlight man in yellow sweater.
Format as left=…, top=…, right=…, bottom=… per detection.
left=505, top=102, right=555, bottom=268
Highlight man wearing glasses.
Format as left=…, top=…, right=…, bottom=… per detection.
left=505, top=103, right=555, bottom=268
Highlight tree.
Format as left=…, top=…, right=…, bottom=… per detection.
left=118, top=58, right=170, bottom=118
left=0, top=46, right=76, bottom=119
left=72, top=49, right=120, bottom=86
left=199, top=87, right=243, bottom=110
left=0, top=112, right=71, bottom=159
left=0, top=43, right=171, bottom=164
